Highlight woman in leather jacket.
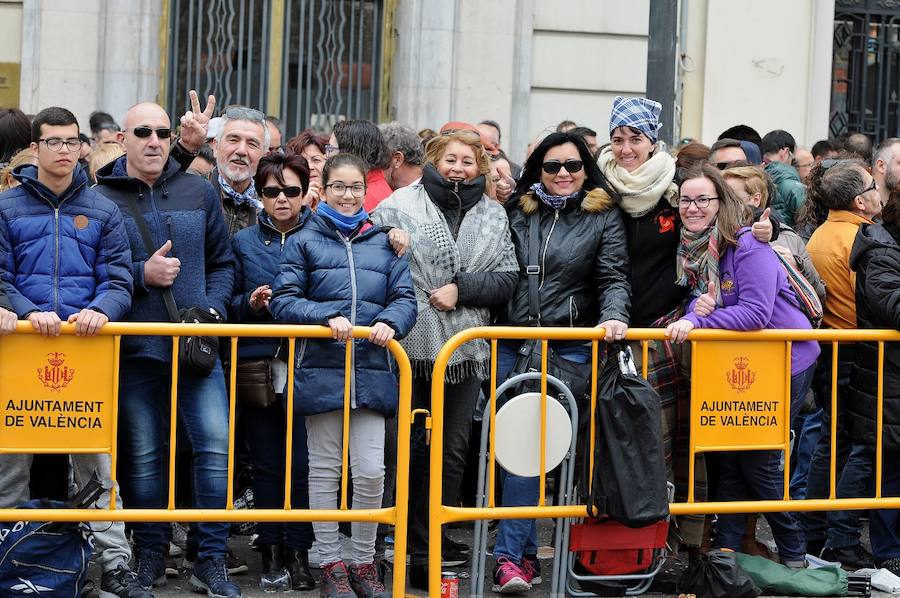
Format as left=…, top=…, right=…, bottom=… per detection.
left=489, top=131, right=631, bottom=594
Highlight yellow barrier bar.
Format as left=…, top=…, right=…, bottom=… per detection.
left=641, top=339, right=649, bottom=379
left=877, top=341, right=885, bottom=498
left=783, top=341, right=792, bottom=501
left=390, top=340, right=413, bottom=598
left=340, top=341, right=352, bottom=511
left=11, top=321, right=900, bottom=342
left=588, top=340, right=598, bottom=489
left=167, top=337, right=179, bottom=510
left=226, top=337, right=238, bottom=509
left=429, top=341, right=451, bottom=597
left=436, top=494, right=900, bottom=523
left=688, top=340, right=697, bottom=503
left=830, top=341, right=838, bottom=500
left=488, top=339, right=498, bottom=508
left=0, top=321, right=412, bottom=598
left=694, top=444, right=792, bottom=452
left=284, top=337, right=296, bottom=509
left=0, top=507, right=399, bottom=523
left=109, top=335, right=121, bottom=511
left=539, top=339, right=548, bottom=507
left=426, top=325, right=900, bottom=597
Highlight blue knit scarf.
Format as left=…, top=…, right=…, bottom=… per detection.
left=530, top=182, right=580, bottom=210
left=218, top=173, right=261, bottom=209
left=318, top=202, right=369, bottom=234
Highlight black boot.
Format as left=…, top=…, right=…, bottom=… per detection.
left=409, top=563, right=428, bottom=591
left=259, top=544, right=290, bottom=591
left=284, top=547, right=316, bottom=591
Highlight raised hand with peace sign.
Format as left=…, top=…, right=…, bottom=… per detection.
left=178, top=90, right=217, bottom=153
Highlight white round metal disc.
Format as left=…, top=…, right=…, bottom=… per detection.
left=494, top=392, right=573, bottom=477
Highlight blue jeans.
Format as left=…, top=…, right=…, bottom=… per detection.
left=494, top=340, right=591, bottom=562
left=242, top=398, right=314, bottom=550
left=871, top=451, right=900, bottom=561
left=790, top=409, right=823, bottom=499
left=715, top=364, right=815, bottom=562
left=118, top=358, right=230, bottom=561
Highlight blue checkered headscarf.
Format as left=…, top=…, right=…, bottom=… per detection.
left=609, top=96, right=663, bottom=143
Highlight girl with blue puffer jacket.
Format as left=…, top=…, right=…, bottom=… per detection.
left=270, top=153, right=417, bottom=598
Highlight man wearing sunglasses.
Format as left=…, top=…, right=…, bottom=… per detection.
left=0, top=107, right=140, bottom=596
left=94, top=101, right=239, bottom=598
left=207, top=106, right=269, bottom=238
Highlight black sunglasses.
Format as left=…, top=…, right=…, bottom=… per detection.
left=127, top=126, right=172, bottom=139
left=541, top=159, right=584, bottom=174
left=261, top=186, right=303, bottom=199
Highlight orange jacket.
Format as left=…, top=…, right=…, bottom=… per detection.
left=806, top=210, right=873, bottom=329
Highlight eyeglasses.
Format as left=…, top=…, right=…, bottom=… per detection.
left=714, top=161, right=735, bottom=171
left=261, top=186, right=303, bottom=199
left=678, top=196, right=719, bottom=209
left=541, top=159, right=584, bottom=174
left=223, top=107, right=266, bottom=123
left=39, top=137, right=83, bottom=152
left=324, top=144, right=340, bottom=157
left=859, top=179, right=878, bottom=195
left=125, top=127, right=172, bottom=139
left=325, top=182, right=366, bottom=198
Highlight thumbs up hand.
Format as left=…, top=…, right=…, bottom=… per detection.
left=751, top=207, right=774, bottom=242
left=143, top=240, right=181, bottom=288
left=694, top=281, right=717, bottom=317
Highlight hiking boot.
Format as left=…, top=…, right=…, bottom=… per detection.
left=521, top=554, right=542, bottom=585
left=349, top=563, right=389, bottom=598
left=190, top=558, right=242, bottom=598
left=258, top=544, right=289, bottom=592
left=878, top=557, right=900, bottom=576
left=284, top=547, right=315, bottom=591
left=821, top=544, right=874, bottom=571
left=134, top=548, right=167, bottom=590
left=492, top=556, right=531, bottom=594
left=320, top=561, right=356, bottom=598
left=99, top=564, right=152, bottom=598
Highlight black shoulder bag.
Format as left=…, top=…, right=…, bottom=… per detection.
left=124, top=195, right=220, bottom=377
left=509, top=210, right=593, bottom=426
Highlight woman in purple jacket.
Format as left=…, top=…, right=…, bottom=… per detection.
left=666, top=163, right=819, bottom=566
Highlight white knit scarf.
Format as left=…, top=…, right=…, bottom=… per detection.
left=597, top=146, right=679, bottom=217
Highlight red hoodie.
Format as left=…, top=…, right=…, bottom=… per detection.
left=364, top=169, right=393, bottom=212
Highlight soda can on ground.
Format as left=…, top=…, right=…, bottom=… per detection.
left=441, top=571, right=459, bottom=598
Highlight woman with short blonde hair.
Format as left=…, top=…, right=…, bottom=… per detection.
left=371, top=126, right=518, bottom=589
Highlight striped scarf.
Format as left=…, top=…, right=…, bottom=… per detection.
left=675, top=222, right=723, bottom=305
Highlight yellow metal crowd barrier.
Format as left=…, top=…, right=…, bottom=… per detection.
left=427, top=326, right=900, bottom=596
left=0, top=321, right=412, bottom=598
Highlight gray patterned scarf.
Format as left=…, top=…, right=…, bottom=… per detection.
left=371, top=184, right=519, bottom=382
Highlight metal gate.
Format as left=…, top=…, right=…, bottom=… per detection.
left=163, top=0, right=385, bottom=136
left=830, top=0, right=900, bottom=143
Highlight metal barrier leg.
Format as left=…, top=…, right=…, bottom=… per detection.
left=469, top=404, right=492, bottom=598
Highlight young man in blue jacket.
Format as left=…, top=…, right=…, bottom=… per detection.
left=94, top=101, right=238, bottom=598
left=0, top=107, right=143, bottom=597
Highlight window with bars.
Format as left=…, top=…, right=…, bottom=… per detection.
left=166, top=0, right=383, bottom=137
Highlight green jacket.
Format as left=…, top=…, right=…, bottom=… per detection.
left=765, top=161, right=806, bottom=227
